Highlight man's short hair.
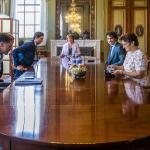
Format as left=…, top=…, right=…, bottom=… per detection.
left=106, top=31, right=118, bottom=40
left=33, top=32, right=44, bottom=40
left=0, top=33, right=14, bottom=43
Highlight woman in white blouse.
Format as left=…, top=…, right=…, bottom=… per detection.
left=111, top=33, right=149, bottom=86
left=60, top=34, right=80, bottom=58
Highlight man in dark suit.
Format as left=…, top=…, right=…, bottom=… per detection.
left=0, top=33, right=14, bottom=81
left=106, top=31, right=126, bottom=65
left=13, top=32, right=44, bottom=79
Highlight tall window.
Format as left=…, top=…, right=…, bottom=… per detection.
left=15, top=0, right=41, bottom=39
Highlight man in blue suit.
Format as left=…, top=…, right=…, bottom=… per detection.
left=106, top=32, right=126, bottom=65
left=13, top=32, right=44, bottom=79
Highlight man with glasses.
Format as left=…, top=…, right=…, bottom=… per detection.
left=0, top=33, right=14, bottom=81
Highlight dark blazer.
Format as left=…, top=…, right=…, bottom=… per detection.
left=0, top=53, right=3, bottom=78
left=12, top=40, right=37, bottom=79
left=13, top=40, right=36, bottom=68
left=106, top=42, right=126, bottom=65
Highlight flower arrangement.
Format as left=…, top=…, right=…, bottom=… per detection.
left=69, top=64, right=87, bottom=78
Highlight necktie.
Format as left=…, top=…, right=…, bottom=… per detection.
left=110, top=46, right=113, bottom=57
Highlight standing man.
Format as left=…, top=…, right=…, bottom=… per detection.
left=106, top=31, right=126, bottom=65
left=13, top=32, right=44, bottom=79
left=0, top=33, right=14, bottom=81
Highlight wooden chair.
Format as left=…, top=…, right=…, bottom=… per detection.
left=147, top=59, right=150, bottom=75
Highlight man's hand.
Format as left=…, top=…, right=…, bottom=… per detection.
left=16, top=65, right=26, bottom=71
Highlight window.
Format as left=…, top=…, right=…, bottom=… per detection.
left=15, top=0, right=41, bottom=39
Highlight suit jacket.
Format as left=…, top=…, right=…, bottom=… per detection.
left=0, top=53, right=3, bottom=78
left=106, top=42, right=126, bottom=65
left=13, top=40, right=37, bottom=67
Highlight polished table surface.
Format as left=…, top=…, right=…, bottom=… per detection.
left=0, top=58, right=150, bottom=147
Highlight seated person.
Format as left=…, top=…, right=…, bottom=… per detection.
left=110, top=33, right=149, bottom=86
left=60, top=34, right=80, bottom=57
left=60, top=34, right=81, bottom=68
left=13, top=32, right=44, bottom=79
left=106, top=31, right=126, bottom=65
left=0, top=33, right=14, bottom=82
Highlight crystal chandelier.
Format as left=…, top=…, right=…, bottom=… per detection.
left=65, top=0, right=81, bottom=33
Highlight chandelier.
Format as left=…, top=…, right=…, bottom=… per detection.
left=65, top=0, right=81, bottom=33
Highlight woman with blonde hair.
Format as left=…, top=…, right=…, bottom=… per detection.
left=60, top=34, right=80, bottom=58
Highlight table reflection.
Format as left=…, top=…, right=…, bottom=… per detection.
left=15, top=86, right=42, bottom=138
left=105, top=79, right=119, bottom=104
left=122, top=81, right=145, bottom=118
left=61, top=57, right=70, bottom=69
left=106, top=79, right=119, bottom=96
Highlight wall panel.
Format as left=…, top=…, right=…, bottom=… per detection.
left=134, top=9, right=147, bottom=52
left=113, top=9, right=126, bottom=35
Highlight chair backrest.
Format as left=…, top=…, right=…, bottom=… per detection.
left=147, top=59, right=150, bottom=75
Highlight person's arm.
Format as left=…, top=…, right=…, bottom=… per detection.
left=12, top=48, right=21, bottom=67
left=76, top=43, right=81, bottom=55
left=113, top=69, right=145, bottom=78
left=60, top=44, right=65, bottom=58
left=123, top=70, right=145, bottom=78
left=12, top=48, right=26, bottom=71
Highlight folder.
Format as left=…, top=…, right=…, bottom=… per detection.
left=15, top=77, right=43, bottom=86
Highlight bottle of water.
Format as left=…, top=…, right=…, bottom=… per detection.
left=76, top=56, right=82, bottom=64
left=71, top=54, right=76, bottom=64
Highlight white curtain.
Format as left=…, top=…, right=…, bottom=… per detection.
left=10, top=0, right=16, bottom=18
left=40, top=0, right=48, bottom=46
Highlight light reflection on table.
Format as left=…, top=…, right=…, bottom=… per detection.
left=0, top=58, right=150, bottom=149
left=15, top=86, right=42, bottom=138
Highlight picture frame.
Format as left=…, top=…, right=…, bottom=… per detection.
left=114, top=25, right=123, bottom=36
left=136, top=25, right=144, bottom=37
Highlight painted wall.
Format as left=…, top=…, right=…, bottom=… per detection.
left=47, top=0, right=108, bottom=40
left=47, top=0, right=56, bottom=42
left=0, top=0, right=10, bottom=15
left=96, top=0, right=108, bottom=56
left=1, top=0, right=109, bottom=57
left=47, top=0, right=108, bottom=55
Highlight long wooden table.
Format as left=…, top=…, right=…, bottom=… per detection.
left=0, top=58, right=150, bottom=150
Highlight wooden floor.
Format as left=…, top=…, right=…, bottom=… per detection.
left=0, top=57, right=150, bottom=150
